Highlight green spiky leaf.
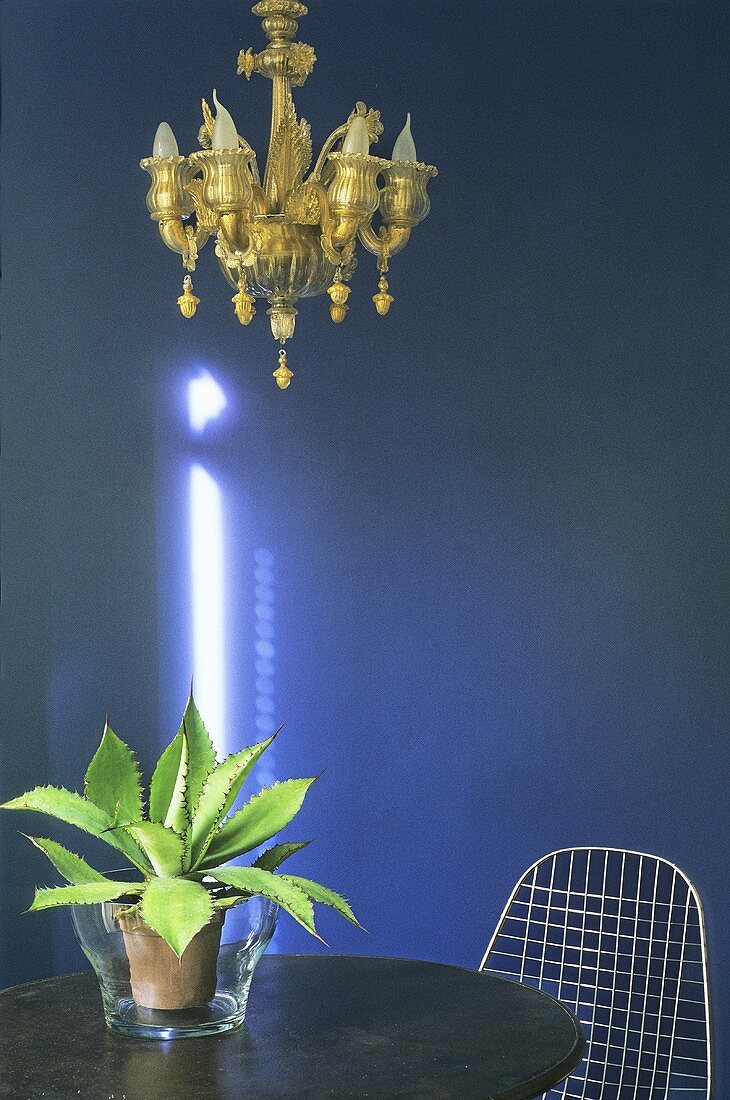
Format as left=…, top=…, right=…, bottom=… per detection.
left=212, top=893, right=249, bottom=911
left=200, top=777, right=316, bottom=869
left=149, top=728, right=189, bottom=832
left=204, top=865, right=321, bottom=939
left=180, top=693, right=217, bottom=813
left=1, top=786, right=152, bottom=874
left=24, top=836, right=110, bottom=885
left=281, top=875, right=361, bottom=927
left=188, top=736, right=276, bottom=868
left=103, top=829, right=154, bottom=874
left=3, top=786, right=112, bottom=834
left=29, top=880, right=142, bottom=911
left=253, top=840, right=312, bottom=873
left=84, top=723, right=143, bottom=824
left=139, top=876, right=214, bottom=957
left=116, top=822, right=185, bottom=877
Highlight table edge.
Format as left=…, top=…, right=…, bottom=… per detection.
left=0, top=953, right=586, bottom=1100
left=0, top=950, right=577, bottom=992
left=491, top=993, right=585, bottom=1100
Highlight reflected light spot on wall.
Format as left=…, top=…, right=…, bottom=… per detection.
left=188, top=370, right=227, bottom=433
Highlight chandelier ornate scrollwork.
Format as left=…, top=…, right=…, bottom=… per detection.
left=140, top=0, right=437, bottom=388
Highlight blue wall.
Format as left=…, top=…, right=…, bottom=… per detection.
left=2, top=0, right=727, bottom=1088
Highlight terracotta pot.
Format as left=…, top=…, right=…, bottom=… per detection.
left=118, top=910, right=225, bottom=1010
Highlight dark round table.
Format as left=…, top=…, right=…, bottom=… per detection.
left=0, top=955, right=584, bottom=1099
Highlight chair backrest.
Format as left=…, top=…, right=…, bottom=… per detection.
left=479, top=848, right=711, bottom=1099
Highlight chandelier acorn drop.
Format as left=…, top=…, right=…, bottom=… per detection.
left=140, top=0, right=437, bottom=388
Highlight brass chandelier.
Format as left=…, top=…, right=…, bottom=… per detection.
left=140, top=0, right=437, bottom=388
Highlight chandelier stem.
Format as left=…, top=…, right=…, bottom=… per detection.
left=263, top=69, right=292, bottom=203
left=252, top=1, right=308, bottom=207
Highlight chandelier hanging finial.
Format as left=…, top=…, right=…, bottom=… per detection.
left=273, top=347, right=293, bottom=390
left=140, top=0, right=437, bottom=387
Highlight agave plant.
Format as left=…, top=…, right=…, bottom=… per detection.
left=1, top=693, right=359, bottom=957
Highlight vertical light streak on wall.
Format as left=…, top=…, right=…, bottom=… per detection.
left=188, top=370, right=228, bottom=757
left=189, top=464, right=226, bottom=756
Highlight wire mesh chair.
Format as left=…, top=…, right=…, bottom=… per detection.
left=479, top=848, right=711, bottom=1099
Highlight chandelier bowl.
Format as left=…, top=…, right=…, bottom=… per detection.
left=218, top=217, right=336, bottom=300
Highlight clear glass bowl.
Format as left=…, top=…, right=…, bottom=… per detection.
left=71, top=889, right=278, bottom=1039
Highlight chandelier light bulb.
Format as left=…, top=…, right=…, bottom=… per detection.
left=342, top=115, right=370, bottom=156
left=153, top=122, right=179, bottom=158
left=212, top=90, right=239, bottom=150
left=391, top=113, right=417, bottom=163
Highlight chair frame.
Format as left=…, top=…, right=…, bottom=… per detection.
left=479, top=847, right=712, bottom=1098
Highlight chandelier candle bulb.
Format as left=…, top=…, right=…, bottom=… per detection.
left=341, top=115, right=370, bottom=156
left=391, top=113, right=417, bottom=163
left=153, top=122, right=179, bottom=158
left=212, top=90, right=239, bottom=150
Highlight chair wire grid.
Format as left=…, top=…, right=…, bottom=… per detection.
left=480, top=848, right=711, bottom=1100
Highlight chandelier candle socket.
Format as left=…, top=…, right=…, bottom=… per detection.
left=140, top=0, right=437, bottom=387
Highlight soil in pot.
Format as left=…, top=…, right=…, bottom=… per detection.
left=118, top=910, right=225, bottom=1010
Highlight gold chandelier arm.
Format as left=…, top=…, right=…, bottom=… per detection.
left=217, top=213, right=263, bottom=267
left=157, top=217, right=189, bottom=254
left=185, top=177, right=219, bottom=234
left=310, top=124, right=349, bottom=184
left=310, top=103, right=384, bottom=184
left=215, top=221, right=261, bottom=271
left=157, top=217, right=211, bottom=271
left=358, top=223, right=412, bottom=260
left=248, top=152, right=262, bottom=188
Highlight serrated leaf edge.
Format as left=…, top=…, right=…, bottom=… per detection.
left=139, top=878, right=214, bottom=958
left=180, top=705, right=217, bottom=821
left=28, top=880, right=143, bottom=912
left=202, top=776, right=315, bottom=867
left=2, top=784, right=108, bottom=819
left=189, top=736, right=275, bottom=868
left=252, top=839, right=312, bottom=873
left=83, top=724, right=145, bottom=822
left=280, top=874, right=362, bottom=928
left=205, top=865, right=325, bottom=943
left=22, top=835, right=110, bottom=885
